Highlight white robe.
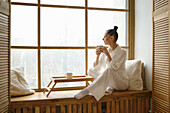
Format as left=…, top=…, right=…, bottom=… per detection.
left=87, top=45, right=129, bottom=101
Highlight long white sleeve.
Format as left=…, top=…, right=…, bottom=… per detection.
left=93, top=53, right=106, bottom=72
left=108, top=50, right=126, bottom=71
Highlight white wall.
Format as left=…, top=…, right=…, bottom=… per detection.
left=135, top=0, right=152, bottom=91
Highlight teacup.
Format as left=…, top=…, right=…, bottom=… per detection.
left=66, top=72, right=72, bottom=79
left=97, top=45, right=103, bottom=52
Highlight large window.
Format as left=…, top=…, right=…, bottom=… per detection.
left=11, top=0, right=134, bottom=91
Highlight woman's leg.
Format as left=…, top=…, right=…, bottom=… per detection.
left=75, top=68, right=112, bottom=101
left=88, top=68, right=101, bottom=80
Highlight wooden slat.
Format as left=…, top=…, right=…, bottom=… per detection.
left=77, top=104, right=82, bottom=113
left=93, top=103, right=97, bottom=113
left=23, top=108, right=28, bottom=113
left=67, top=104, right=72, bottom=113
left=0, top=13, right=9, bottom=18
left=0, top=27, right=9, bottom=32
left=83, top=103, right=87, bottom=113
left=16, top=108, right=21, bottom=113
left=154, top=21, right=168, bottom=27
left=73, top=104, right=77, bottom=113
left=0, top=92, right=9, bottom=99
left=120, top=100, right=124, bottom=113
left=154, top=82, right=169, bottom=90
left=0, top=106, right=8, bottom=113
left=107, top=101, right=111, bottom=113
left=111, top=100, right=115, bottom=113
left=154, top=88, right=169, bottom=95
left=154, top=25, right=169, bottom=31
left=137, top=98, right=141, bottom=113
left=0, top=16, right=9, bottom=22
left=0, top=37, right=9, bottom=41
left=51, top=106, right=56, bottom=113
left=28, top=107, right=33, bottom=113
left=0, top=23, right=9, bottom=27
left=154, top=75, right=169, bottom=81
left=97, top=102, right=101, bottom=113
left=153, top=0, right=168, bottom=11
left=46, top=106, right=50, bottom=113
left=88, top=102, right=92, bottom=113
left=61, top=105, right=66, bottom=113
left=154, top=83, right=168, bottom=91
left=124, top=99, right=129, bottom=113
left=35, top=107, right=40, bottom=113
left=116, top=100, right=119, bottom=113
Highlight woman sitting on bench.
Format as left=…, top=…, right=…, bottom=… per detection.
left=75, top=26, right=129, bottom=101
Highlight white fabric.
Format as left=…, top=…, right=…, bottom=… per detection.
left=126, top=60, right=143, bottom=90
left=87, top=45, right=129, bottom=101
left=10, top=67, right=35, bottom=96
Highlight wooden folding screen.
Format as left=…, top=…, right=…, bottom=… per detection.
left=152, top=0, right=170, bottom=112
left=0, top=0, right=10, bottom=112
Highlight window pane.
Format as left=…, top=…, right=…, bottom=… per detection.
left=88, top=10, right=128, bottom=46
left=41, top=7, right=85, bottom=46
left=11, top=5, right=37, bottom=46
left=11, top=49, right=38, bottom=89
left=41, top=49, right=85, bottom=88
left=88, top=0, right=128, bottom=9
left=88, top=49, right=96, bottom=69
left=11, top=0, right=37, bottom=3
left=41, top=0, right=85, bottom=6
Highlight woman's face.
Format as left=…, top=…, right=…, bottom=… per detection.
left=102, top=33, right=115, bottom=45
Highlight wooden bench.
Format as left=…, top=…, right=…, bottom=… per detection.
left=11, top=90, right=152, bottom=113
left=43, top=76, right=94, bottom=97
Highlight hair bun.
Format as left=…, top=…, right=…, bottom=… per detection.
left=113, top=26, right=118, bottom=31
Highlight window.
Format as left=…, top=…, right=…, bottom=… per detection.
left=11, top=0, right=134, bottom=91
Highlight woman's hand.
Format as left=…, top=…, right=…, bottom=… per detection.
left=100, top=47, right=109, bottom=56
left=100, top=47, right=112, bottom=63
left=94, top=47, right=102, bottom=67
left=96, top=47, right=102, bottom=56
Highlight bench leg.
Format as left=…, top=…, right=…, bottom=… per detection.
left=86, top=80, right=94, bottom=87
left=46, top=82, right=57, bottom=97
left=43, top=81, right=52, bottom=94
left=86, top=81, right=89, bottom=87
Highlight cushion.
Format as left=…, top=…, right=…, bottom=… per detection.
left=126, top=60, right=143, bottom=90
left=10, top=67, right=35, bottom=96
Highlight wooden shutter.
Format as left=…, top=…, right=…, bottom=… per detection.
left=0, top=0, right=10, bottom=112
left=152, top=0, right=170, bottom=112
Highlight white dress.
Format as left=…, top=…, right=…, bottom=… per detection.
left=86, top=45, right=129, bottom=101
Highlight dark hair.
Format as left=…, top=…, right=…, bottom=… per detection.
left=106, top=26, right=118, bottom=42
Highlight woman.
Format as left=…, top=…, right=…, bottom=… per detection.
left=75, top=26, right=129, bottom=101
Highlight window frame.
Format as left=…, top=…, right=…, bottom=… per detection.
left=11, top=0, right=135, bottom=92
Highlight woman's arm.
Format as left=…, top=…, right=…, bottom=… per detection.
left=105, top=52, right=112, bottom=63
left=100, top=47, right=112, bottom=63
left=108, top=50, right=126, bottom=71
left=93, top=52, right=106, bottom=71
left=94, top=55, right=100, bottom=67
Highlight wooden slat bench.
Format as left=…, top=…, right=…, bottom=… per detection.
left=11, top=90, right=152, bottom=113
left=43, top=76, right=94, bottom=97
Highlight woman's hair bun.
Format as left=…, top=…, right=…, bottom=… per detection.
left=113, top=26, right=118, bottom=31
